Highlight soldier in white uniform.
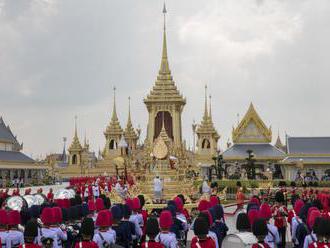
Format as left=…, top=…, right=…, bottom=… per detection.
left=0, top=209, right=9, bottom=248
left=93, top=210, right=116, bottom=247
left=7, top=210, right=24, bottom=248
left=39, top=207, right=59, bottom=248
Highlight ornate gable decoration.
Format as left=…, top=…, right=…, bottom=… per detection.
left=232, top=103, right=272, bottom=144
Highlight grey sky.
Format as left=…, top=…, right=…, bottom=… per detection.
left=0, top=0, right=329, bottom=158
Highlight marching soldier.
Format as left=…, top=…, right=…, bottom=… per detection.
left=251, top=218, right=271, bottom=248
left=74, top=218, right=97, bottom=248
left=155, top=210, right=177, bottom=248
left=7, top=210, right=24, bottom=248
left=92, top=210, right=116, bottom=247
left=141, top=217, right=164, bottom=248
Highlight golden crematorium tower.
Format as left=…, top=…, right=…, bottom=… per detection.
left=136, top=4, right=194, bottom=201
left=144, top=5, right=186, bottom=148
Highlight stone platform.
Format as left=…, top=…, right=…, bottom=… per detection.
left=136, top=160, right=193, bottom=201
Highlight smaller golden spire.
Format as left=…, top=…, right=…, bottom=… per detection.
left=69, top=115, right=82, bottom=152
left=104, top=86, right=123, bottom=137
left=124, top=96, right=138, bottom=142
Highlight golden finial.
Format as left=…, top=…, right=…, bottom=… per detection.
left=111, top=86, right=118, bottom=121
left=163, top=2, right=167, bottom=31
left=74, top=115, right=78, bottom=137
left=127, top=96, right=132, bottom=125
left=203, top=85, right=208, bottom=120
left=160, top=2, right=170, bottom=74
left=209, top=94, right=212, bottom=120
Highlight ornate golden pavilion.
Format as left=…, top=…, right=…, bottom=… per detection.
left=53, top=4, right=203, bottom=200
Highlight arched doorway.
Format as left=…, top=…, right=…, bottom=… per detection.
left=154, top=111, right=173, bottom=140
left=202, top=139, right=211, bottom=149
left=109, top=139, right=117, bottom=150
left=72, top=154, right=77, bottom=165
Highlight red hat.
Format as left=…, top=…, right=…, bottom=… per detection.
left=125, top=198, right=133, bottom=210
left=41, top=207, right=54, bottom=225
left=198, top=200, right=210, bottom=212
left=8, top=210, right=20, bottom=226
left=52, top=207, right=62, bottom=223
left=173, top=197, right=184, bottom=212
left=249, top=197, right=260, bottom=206
left=202, top=210, right=213, bottom=226
left=248, top=209, right=259, bottom=226
left=62, top=199, right=71, bottom=208
left=132, top=198, right=141, bottom=211
left=294, top=200, right=304, bottom=214
left=0, top=209, right=8, bottom=225
left=95, top=198, right=105, bottom=211
left=307, top=207, right=318, bottom=222
left=159, top=210, right=173, bottom=229
left=209, top=196, right=219, bottom=207
left=259, top=203, right=272, bottom=219
left=96, top=210, right=112, bottom=227
left=307, top=209, right=321, bottom=230
left=88, top=200, right=96, bottom=211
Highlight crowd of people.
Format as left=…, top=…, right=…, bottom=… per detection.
left=0, top=179, right=329, bottom=247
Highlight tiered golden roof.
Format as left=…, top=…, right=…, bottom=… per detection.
left=144, top=9, right=185, bottom=106
left=196, top=86, right=220, bottom=139
left=104, top=87, right=123, bottom=138
left=68, top=117, right=82, bottom=152
left=232, top=103, right=272, bottom=144
left=124, top=97, right=138, bottom=141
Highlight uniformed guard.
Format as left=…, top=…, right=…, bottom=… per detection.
left=87, top=200, right=96, bottom=222
left=191, top=217, right=216, bottom=248
left=111, top=205, right=130, bottom=247
left=199, top=211, right=218, bottom=248
left=155, top=210, right=177, bottom=248
left=176, top=194, right=191, bottom=224
left=7, top=210, right=24, bottom=248
left=129, top=198, right=143, bottom=243
left=74, top=218, right=97, bottom=248
left=19, top=220, right=41, bottom=248
left=236, top=212, right=251, bottom=233
left=120, top=204, right=135, bottom=245
left=40, top=207, right=58, bottom=248
left=92, top=210, right=116, bottom=247
left=251, top=218, right=271, bottom=248
left=210, top=204, right=228, bottom=248
left=141, top=217, right=163, bottom=248
left=272, top=191, right=288, bottom=248
left=259, top=203, right=280, bottom=248
left=0, top=209, right=9, bottom=248
left=51, top=207, right=67, bottom=248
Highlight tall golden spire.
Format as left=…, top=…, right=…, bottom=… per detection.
left=159, top=2, right=170, bottom=75
left=144, top=2, right=185, bottom=105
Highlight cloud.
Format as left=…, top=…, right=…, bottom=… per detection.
left=0, top=0, right=329, bottom=156
left=178, top=0, right=303, bottom=62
